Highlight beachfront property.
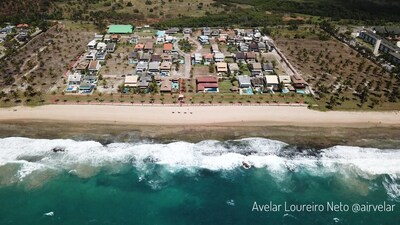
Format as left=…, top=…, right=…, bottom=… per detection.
left=196, top=76, right=219, bottom=93
left=359, top=29, right=400, bottom=58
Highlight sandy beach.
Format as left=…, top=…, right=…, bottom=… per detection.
left=0, top=104, right=399, bottom=127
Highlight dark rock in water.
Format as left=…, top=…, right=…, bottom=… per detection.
left=52, top=147, right=65, bottom=153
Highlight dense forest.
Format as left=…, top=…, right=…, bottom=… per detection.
left=1, top=0, right=400, bottom=27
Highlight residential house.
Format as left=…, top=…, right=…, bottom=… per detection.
left=198, top=35, right=209, bottom=44
left=161, top=54, right=172, bottom=62
left=202, top=27, right=211, bottom=36
left=87, top=40, right=97, bottom=50
left=144, top=42, right=154, bottom=53
left=389, top=52, right=400, bottom=64
left=160, top=62, right=172, bottom=75
left=124, top=75, right=139, bottom=87
left=228, top=63, right=240, bottom=75
left=235, top=52, right=246, bottom=64
left=160, top=79, right=172, bottom=92
left=151, top=54, right=162, bottom=62
left=135, top=62, right=148, bottom=75
left=85, top=50, right=97, bottom=60
left=249, top=42, right=259, bottom=52
left=193, top=53, right=203, bottom=65
left=250, top=63, right=262, bottom=76
left=140, top=52, right=151, bottom=62
left=237, top=75, right=251, bottom=88
left=183, top=28, right=192, bottom=34
left=278, top=75, right=291, bottom=87
left=239, top=43, right=249, bottom=52
left=79, top=81, right=93, bottom=92
left=246, top=52, right=257, bottom=64
left=203, top=53, right=213, bottom=65
left=129, top=35, right=139, bottom=44
left=134, top=43, right=144, bottom=51
left=128, top=52, right=139, bottom=64
left=106, top=43, right=116, bottom=53
left=138, top=75, right=152, bottom=89
left=211, top=44, right=219, bottom=53
left=0, top=25, right=14, bottom=34
left=216, top=62, right=228, bottom=75
left=74, top=61, right=89, bottom=75
left=83, top=75, right=97, bottom=85
left=196, top=76, right=219, bottom=92
left=211, top=29, right=220, bottom=37
left=214, top=52, right=225, bottom=62
left=265, top=75, right=279, bottom=90
left=251, top=77, right=265, bottom=90
left=262, top=62, right=274, bottom=74
left=166, top=28, right=179, bottom=35
left=95, top=49, right=107, bottom=61
left=88, top=60, right=101, bottom=74
left=291, top=74, right=307, bottom=89
left=96, top=42, right=107, bottom=50
left=68, top=73, right=82, bottom=86
left=258, top=42, right=267, bottom=52
left=148, top=61, right=160, bottom=73
left=111, top=34, right=120, bottom=42
left=163, top=43, right=173, bottom=53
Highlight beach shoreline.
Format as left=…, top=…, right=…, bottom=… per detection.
left=0, top=105, right=400, bottom=149
left=0, top=105, right=399, bottom=127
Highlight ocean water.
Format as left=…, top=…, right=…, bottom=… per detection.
left=0, top=137, right=399, bottom=225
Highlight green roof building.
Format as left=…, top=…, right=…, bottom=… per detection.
left=108, top=25, right=134, bottom=34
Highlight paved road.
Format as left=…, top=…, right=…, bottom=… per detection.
left=175, top=34, right=203, bottom=79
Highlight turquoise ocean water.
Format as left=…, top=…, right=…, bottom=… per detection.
left=0, top=137, right=399, bottom=225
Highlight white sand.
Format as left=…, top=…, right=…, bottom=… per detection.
left=0, top=105, right=399, bottom=127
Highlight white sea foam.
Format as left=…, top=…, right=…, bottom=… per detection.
left=0, top=137, right=400, bottom=198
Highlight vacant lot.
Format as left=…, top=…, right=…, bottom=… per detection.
left=276, top=29, right=400, bottom=110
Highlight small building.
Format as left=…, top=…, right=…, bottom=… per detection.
left=246, top=52, right=257, bottom=64
left=202, top=27, right=212, bottom=36
left=161, top=54, right=172, bottom=62
left=87, top=40, right=97, bottom=50
left=262, top=62, right=274, bottom=74
left=138, top=76, right=152, bottom=89
left=278, top=75, right=292, bottom=87
left=96, top=42, right=107, bottom=50
left=74, top=61, right=89, bottom=75
left=135, top=62, right=148, bottom=75
left=95, top=49, right=107, bottom=61
left=196, top=76, right=219, bottom=92
left=68, top=73, right=82, bottom=85
left=124, top=75, right=139, bottom=87
left=128, top=52, right=139, bottom=64
left=250, top=63, right=262, bottom=76
left=86, top=50, right=97, bottom=60
left=265, top=75, right=279, bottom=89
left=144, top=42, right=154, bottom=53
left=203, top=53, right=213, bottom=65
left=211, top=44, right=219, bottom=53
left=151, top=54, right=162, bottom=62
left=140, top=52, right=151, bottom=62
left=237, top=75, right=251, bottom=88
left=107, top=25, right=133, bottom=34
left=291, top=74, right=307, bottom=89
left=160, top=61, right=172, bottom=74
left=183, top=28, right=192, bottom=34
left=198, top=35, right=209, bottom=45
left=160, top=79, right=172, bottom=92
left=216, top=62, right=228, bottom=74
left=249, top=42, right=259, bottom=52
left=228, top=63, right=240, bottom=75
left=163, top=43, right=173, bottom=53
left=106, top=43, right=116, bottom=53
left=134, top=43, right=144, bottom=52
left=239, top=43, right=249, bottom=52
left=193, top=53, right=203, bottom=65
left=88, top=60, right=101, bottom=73
left=251, top=77, right=265, bottom=88
left=235, top=52, right=246, bottom=64
left=214, top=52, right=225, bottom=62
left=165, top=27, right=179, bottom=34
left=258, top=42, right=267, bottom=52
left=148, top=61, right=160, bottom=73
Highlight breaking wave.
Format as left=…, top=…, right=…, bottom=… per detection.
left=0, top=137, right=399, bottom=198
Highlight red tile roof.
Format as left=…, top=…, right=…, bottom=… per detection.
left=163, top=43, right=173, bottom=51
left=196, top=76, right=218, bottom=83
